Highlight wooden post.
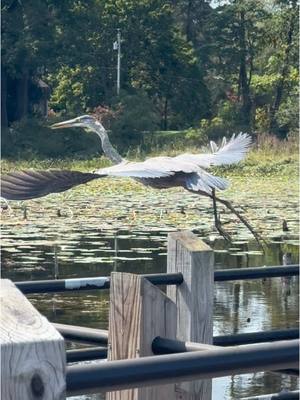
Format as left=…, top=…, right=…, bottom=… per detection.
left=1, top=279, right=66, bottom=400
left=106, top=272, right=177, bottom=400
left=167, top=231, right=214, bottom=400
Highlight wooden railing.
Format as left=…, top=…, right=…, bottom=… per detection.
left=1, top=231, right=299, bottom=400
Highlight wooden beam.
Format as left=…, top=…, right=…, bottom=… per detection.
left=106, top=272, right=177, bottom=400
left=167, top=231, right=214, bottom=400
left=1, top=279, right=66, bottom=399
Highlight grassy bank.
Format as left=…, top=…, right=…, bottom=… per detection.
left=1, top=133, right=298, bottom=241
left=1, top=134, right=298, bottom=179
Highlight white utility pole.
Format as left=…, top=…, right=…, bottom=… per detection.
left=113, top=29, right=121, bottom=96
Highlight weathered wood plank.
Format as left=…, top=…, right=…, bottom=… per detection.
left=167, top=231, right=214, bottom=400
left=1, top=279, right=66, bottom=400
left=107, top=272, right=177, bottom=400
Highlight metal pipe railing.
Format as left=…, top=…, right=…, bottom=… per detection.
left=241, top=391, right=299, bottom=400
left=53, top=323, right=108, bottom=346
left=66, top=346, right=107, bottom=363
left=151, top=336, right=299, bottom=377
left=213, top=328, right=299, bottom=346
left=54, top=322, right=298, bottom=348
left=15, top=265, right=299, bottom=294
left=16, top=272, right=183, bottom=294
left=214, top=265, right=299, bottom=281
left=59, top=324, right=299, bottom=366
left=66, top=339, right=299, bottom=396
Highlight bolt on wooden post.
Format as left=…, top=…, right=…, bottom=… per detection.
left=167, top=231, right=214, bottom=400
left=1, top=279, right=66, bottom=400
left=106, top=272, right=177, bottom=400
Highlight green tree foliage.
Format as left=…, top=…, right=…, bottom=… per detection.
left=195, top=1, right=297, bottom=138
left=110, top=90, right=160, bottom=151
left=48, top=0, right=210, bottom=129
left=1, top=0, right=298, bottom=158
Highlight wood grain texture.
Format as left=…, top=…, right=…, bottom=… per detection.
left=1, top=279, right=66, bottom=400
left=107, top=272, right=177, bottom=400
left=167, top=231, right=214, bottom=400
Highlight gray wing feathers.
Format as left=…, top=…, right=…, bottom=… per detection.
left=176, top=133, right=252, bottom=167
left=95, top=157, right=200, bottom=178
left=186, top=170, right=229, bottom=194
left=209, top=132, right=252, bottom=165
left=1, top=170, right=101, bottom=200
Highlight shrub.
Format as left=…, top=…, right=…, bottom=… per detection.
left=109, top=90, right=160, bottom=152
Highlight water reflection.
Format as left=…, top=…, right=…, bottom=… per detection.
left=1, top=229, right=299, bottom=399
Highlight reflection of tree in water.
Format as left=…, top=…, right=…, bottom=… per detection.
left=229, top=370, right=299, bottom=399
left=214, top=243, right=299, bottom=398
left=232, top=283, right=240, bottom=334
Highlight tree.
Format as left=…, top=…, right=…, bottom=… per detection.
left=267, top=1, right=298, bottom=136
left=50, top=0, right=210, bottom=130
left=2, top=0, right=56, bottom=124
left=110, top=0, right=210, bottom=129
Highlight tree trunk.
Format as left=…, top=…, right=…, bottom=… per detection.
left=16, top=67, right=29, bottom=121
left=163, top=97, right=168, bottom=130
left=269, top=10, right=297, bottom=136
left=1, top=68, right=8, bottom=129
left=238, top=10, right=252, bottom=130
left=1, top=68, right=12, bottom=156
left=185, top=0, right=192, bottom=42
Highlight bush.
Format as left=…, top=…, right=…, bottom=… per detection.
left=2, top=117, right=102, bottom=159
left=110, top=91, right=160, bottom=152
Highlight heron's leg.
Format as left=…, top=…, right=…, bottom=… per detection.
left=190, top=189, right=264, bottom=247
left=213, top=194, right=265, bottom=247
left=211, top=189, right=232, bottom=242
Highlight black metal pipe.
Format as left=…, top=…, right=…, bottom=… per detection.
left=66, top=346, right=107, bottom=363
left=274, top=369, right=299, bottom=377
left=66, top=339, right=299, bottom=396
left=53, top=323, right=108, bottom=346
left=242, top=391, right=299, bottom=400
left=16, top=276, right=110, bottom=293
left=152, top=330, right=300, bottom=354
left=213, top=328, right=299, bottom=347
left=151, top=336, right=299, bottom=377
left=270, top=392, right=299, bottom=400
left=152, top=336, right=210, bottom=354
left=214, top=265, right=299, bottom=281
left=16, top=272, right=183, bottom=294
left=275, top=392, right=300, bottom=400
left=16, top=265, right=299, bottom=294
left=55, top=322, right=298, bottom=347
left=62, top=328, right=299, bottom=363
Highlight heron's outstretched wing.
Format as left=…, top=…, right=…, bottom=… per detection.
left=95, top=157, right=201, bottom=178
left=1, top=161, right=190, bottom=201
left=1, top=155, right=230, bottom=201
left=175, top=133, right=252, bottom=167
left=1, top=170, right=101, bottom=200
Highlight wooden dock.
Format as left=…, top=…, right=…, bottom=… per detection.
left=1, top=230, right=299, bottom=400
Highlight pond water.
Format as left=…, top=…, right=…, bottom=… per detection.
left=1, top=177, right=299, bottom=399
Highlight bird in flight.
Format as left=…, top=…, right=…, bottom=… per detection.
left=1, top=115, right=260, bottom=243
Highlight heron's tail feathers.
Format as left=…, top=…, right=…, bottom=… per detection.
left=1, top=170, right=101, bottom=200
left=186, top=170, right=229, bottom=194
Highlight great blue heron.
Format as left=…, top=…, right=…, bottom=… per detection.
left=1, top=115, right=260, bottom=242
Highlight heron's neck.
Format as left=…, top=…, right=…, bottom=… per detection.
left=93, top=124, right=123, bottom=165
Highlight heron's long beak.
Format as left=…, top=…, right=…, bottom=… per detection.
left=50, top=117, right=79, bottom=129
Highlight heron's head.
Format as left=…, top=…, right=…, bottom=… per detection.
left=50, top=115, right=106, bottom=133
